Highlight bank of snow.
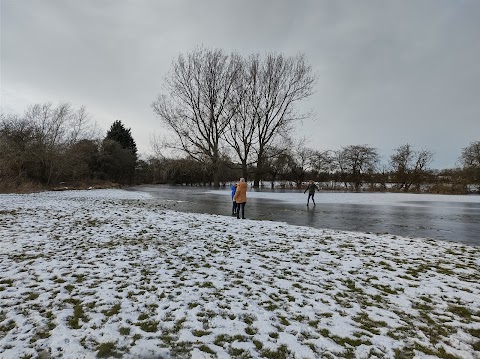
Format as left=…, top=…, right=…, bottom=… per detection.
left=0, top=189, right=479, bottom=359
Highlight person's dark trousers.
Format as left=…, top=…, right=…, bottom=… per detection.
left=232, top=201, right=237, bottom=215
left=237, top=202, right=246, bottom=219
left=307, top=193, right=315, bottom=206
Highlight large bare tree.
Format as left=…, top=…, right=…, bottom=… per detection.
left=152, top=48, right=242, bottom=187
left=250, top=53, right=316, bottom=188
left=223, top=55, right=258, bottom=180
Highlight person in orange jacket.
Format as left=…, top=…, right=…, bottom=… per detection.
left=233, top=178, right=247, bottom=219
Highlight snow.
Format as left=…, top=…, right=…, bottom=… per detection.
left=1, top=189, right=479, bottom=359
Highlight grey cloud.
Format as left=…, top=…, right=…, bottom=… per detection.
left=2, top=0, right=479, bottom=168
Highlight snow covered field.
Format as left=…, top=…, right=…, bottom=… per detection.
left=1, top=189, right=479, bottom=359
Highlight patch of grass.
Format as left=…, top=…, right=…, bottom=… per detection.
left=64, top=284, right=75, bottom=292
left=331, top=334, right=371, bottom=347
left=137, top=312, right=149, bottom=321
left=188, top=302, right=199, bottom=309
left=354, top=312, right=387, bottom=335
left=96, top=341, right=121, bottom=358
left=67, top=301, right=89, bottom=330
left=262, top=301, right=279, bottom=311
left=172, top=317, right=187, bottom=333
left=269, top=332, right=279, bottom=339
left=245, top=326, right=257, bottom=335
left=448, top=305, right=472, bottom=319
left=410, top=342, right=463, bottom=359
left=229, top=346, right=251, bottom=358
left=0, top=320, right=16, bottom=333
left=192, top=329, right=211, bottom=337
left=278, top=315, right=290, bottom=326
left=214, top=334, right=233, bottom=346
left=0, top=278, right=14, bottom=286
left=242, top=314, right=256, bottom=325
left=136, top=319, right=159, bottom=333
left=102, top=303, right=121, bottom=317
left=372, top=283, right=401, bottom=295
left=131, top=333, right=142, bottom=346
left=199, top=281, right=214, bottom=288
left=25, top=292, right=40, bottom=301
left=198, top=344, right=216, bottom=355
left=170, top=341, right=193, bottom=357
left=73, top=274, right=87, bottom=283
left=119, top=326, right=130, bottom=335
left=260, top=344, right=291, bottom=359
left=253, top=339, right=264, bottom=350
left=435, top=264, right=453, bottom=276
left=468, top=328, right=480, bottom=338
left=319, top=328, right=330, bottom=337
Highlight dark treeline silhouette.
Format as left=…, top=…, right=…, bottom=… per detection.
left=1, top=102, right=479, bottom=194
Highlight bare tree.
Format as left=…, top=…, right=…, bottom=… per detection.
left=288, top=144, right=314, bottom=187
left=459, top=141, right=480, bottom=188
left=224, top=55, right=258, bottom=180
left=390, top=144, right=434, bottom=192
left=336, top=145, right=379, bottom=191
left=249, top=53, right=316, bottom=188
left=309, top=150, right=335, bottom=180
left=152, top=48, right=242, bottom=187
left=1, top=103, right=97, bottom=189
left=264, top=148, right=292, bottom=188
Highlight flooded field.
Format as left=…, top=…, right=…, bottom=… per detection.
left=130, top=185, right=480, bottom=246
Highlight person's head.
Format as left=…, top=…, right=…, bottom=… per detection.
left=309, top=180, right=314, bottom=184
left=240, top=178, right=245, bottom=183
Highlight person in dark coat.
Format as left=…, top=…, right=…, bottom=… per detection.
left=304, top=180, right=319, bottom=206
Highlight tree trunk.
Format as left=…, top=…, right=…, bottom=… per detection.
left=241, top=161, right=248, bottom=181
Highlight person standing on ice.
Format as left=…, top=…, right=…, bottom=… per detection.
left=230, top=182, right=238, bottom=216
left=304, top=180, right=319, bottom=206
left=233, top=178, right=247, bottom=219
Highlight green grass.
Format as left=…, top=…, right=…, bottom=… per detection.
left=102, top=303, right=121, bottom=317
left=96, top=341, right=120, bottom=358
left=136, top=320, right=159, bottom=333
left=260, top=344, right=291, bottom=359
left=119, top=326, right=130, bottom=335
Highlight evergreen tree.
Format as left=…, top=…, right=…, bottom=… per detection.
left=101, top=120, right=137, bottom=184
left=105, top=120, right=137, bottom=157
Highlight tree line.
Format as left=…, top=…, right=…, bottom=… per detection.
left=1, top=102, right=478, bottom=194
left=0, top=103, right=137, bottom=192
left=1, top=48, right=479, bottom=194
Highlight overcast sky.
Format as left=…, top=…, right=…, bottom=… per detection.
left=2, top=0, right=479, bottom=168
